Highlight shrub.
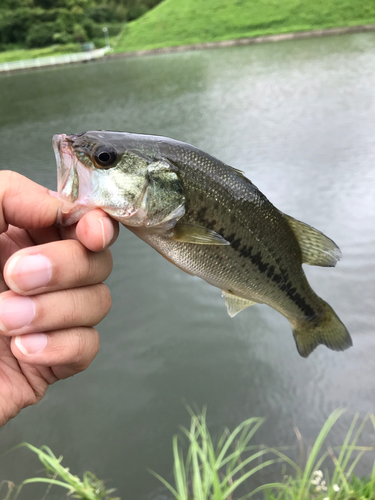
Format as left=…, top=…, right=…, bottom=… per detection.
left=0, top=8, right=36, bottom=45
left=87, top=5, right=116, bottom=23
left=128, top=4, right=148, bottom=21
left=26, top=22, right=58, bottom=48
left=72, top=23, right=88, bottom=43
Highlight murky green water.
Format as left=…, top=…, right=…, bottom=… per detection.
left=1, top=32, right=375, bottom=498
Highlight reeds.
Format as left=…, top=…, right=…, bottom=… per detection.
left=3, top=410, right=375, bottom=500
left=152, top=409, right=375, bottom=500
left=4, top=443, right=119, bottom=500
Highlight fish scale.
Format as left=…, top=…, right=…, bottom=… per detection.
left=53, top=131, right=352, bottom=357
left=136, top=154, right=318, bottom=321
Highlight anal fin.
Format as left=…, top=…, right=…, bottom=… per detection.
left=222, top=291, right=256, bottom=317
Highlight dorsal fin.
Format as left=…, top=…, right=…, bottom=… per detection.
left=283, top=214, right=341, bottom=267
left=230, top=166, right=245, bottom=175
left=229, top=165, right=253, bottom=183
left=222, top=291, right=256, bottom=317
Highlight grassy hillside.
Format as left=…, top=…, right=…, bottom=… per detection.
left=115, top=0, right=375, bottom=53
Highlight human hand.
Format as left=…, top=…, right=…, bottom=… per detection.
left=0, top=171, right=119, bottom=426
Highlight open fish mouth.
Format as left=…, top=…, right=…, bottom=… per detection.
left=53, top=133, right=92, bottom=226
left=53, top=134, right=75, bottom=199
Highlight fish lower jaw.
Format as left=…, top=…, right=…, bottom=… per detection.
left=56, top=200, right=92, bottom=226
left=108, top=207, right=148, bottom=226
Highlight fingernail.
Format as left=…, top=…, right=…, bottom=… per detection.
left=15, top=333, right=47, bottom=355
left=6, top=254, right=52, bottom=293
left=0, top=296, right=35, bottom=333
left=99, top=217, right=114, bottom=249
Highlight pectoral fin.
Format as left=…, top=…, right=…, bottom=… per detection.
left=283, top=214, right=341, bottom=267
left=172, top=223, right=230, bottom=245
left=222, top=291, right=256, bottom=317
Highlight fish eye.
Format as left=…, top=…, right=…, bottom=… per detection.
left=94, top=145, right=117, bottom=168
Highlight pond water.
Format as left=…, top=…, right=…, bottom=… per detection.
left=0, top=32, right=375, bottom=499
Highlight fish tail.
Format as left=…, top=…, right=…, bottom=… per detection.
left=292, top=301, right=352, bottom=358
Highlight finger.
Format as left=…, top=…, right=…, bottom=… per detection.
left=64, top=209, right=119, bottom=252
left=3, top=239, right=113, bottom=296
left=0, top=284, right=111, bottom=336
left=0, top=171, right=59, bottom=234
left=10, top=327, right=100, bottom=379
left=0, top=226, right=35, bottom=273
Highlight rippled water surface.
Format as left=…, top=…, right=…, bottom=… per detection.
left=1, top=33, right=375, bottom=498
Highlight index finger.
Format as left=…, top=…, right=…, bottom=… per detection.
left=0, top=171, right=59, bottom=234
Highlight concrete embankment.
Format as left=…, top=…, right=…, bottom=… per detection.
left=0, top=47, right=109, bottom=75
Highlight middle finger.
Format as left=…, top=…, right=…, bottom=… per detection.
left=3, top=239, right=113, bottom=296
left=0, top=284, right=111, bottom=336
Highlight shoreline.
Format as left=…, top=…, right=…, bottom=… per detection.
left=106, top=23, right=375, bottom=60
left=1, top=23, right=375, bottom=74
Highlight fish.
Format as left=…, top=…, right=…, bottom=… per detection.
left=53, top=130, right=352, bottom=358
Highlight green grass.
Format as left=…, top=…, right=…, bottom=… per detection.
left=4, top=409, right=375, bottom=500
left=2, top=443, right=120, bottom=500
left=114, top=0, right=375, bottom=53
left=153, top=409, right=375, bottom=500
left=0, top=44, right=82, bottom=64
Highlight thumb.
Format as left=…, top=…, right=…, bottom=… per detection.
left=0, top=171, right=59, bottom=233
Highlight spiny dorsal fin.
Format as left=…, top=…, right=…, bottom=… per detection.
left=222, top=291, right=256, bottom=317
left=229, top=165, right=253, bottom=183
left=283, top=214, right=341, bottom=267
left=172, top=223, right=230, bottom=245
left=230, top=166, right=245, bottom=175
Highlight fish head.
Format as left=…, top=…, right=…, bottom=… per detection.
left=53, top=131, right=152, bottom=226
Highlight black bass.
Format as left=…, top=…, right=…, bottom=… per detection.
left=53, top=131, right=352, bottom=358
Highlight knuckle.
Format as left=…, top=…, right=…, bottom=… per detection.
left=53, top=289, right=80, bottom=328
left=89, top=249, right=113, bottom=283
left=98, top=284, right=112, bottom=316
left=73, top=327, right=99, bottom=371
left=1, top=170, right=19, bottom=188
left=65, top=241, right=113, bottom=287
left=65, top=288, right=81, bottom=323
left=103, top=249, right=114, bottom=275
left=68, top=241, right=91, bottom=283
left=0, top=172, right=17, bottom=233
left=74, top=328, right=87, bottom=363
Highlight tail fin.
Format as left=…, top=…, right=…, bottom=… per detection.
left=292, top=301, right=352, bottom=358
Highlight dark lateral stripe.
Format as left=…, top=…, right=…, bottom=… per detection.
left=227, top=235, right=316, bottom=318
left=280, top=282, right=316, bottom=318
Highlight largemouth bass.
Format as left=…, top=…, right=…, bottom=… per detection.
left=53, top=131, right=352, bottom=358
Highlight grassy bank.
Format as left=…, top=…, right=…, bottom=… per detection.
left=4, top=410, right=375, bottom=499
left=114, top=0, right=375, bottom=53
left=2, top=0, right=374, bottom=64
left=0, top=44, right=82, bottom=64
